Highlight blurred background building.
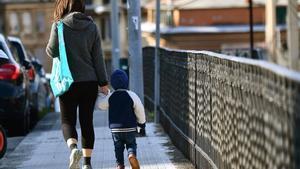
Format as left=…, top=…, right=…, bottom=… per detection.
left=0, top=0, right=55, bottom=72
left=85, top=0, right=128, bottom=75
left=141, top=0, right=300, bottom=70
left=0, top=0, right=299, bottom=71
left=142, top=0, right=289, bottom=50
left=0, top=0, right=129, bottom=73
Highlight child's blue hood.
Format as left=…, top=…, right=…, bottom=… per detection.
left=111, top=69, right=129, bottom=90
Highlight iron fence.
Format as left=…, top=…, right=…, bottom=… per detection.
left=143, top=47, right=300, bottom=169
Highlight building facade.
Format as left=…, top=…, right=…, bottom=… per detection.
left=85, top=0, right=129, bottom=74
left=86, top=0, right=128, bottom=60
left=141, top=0, right=299, bottom=65
left=0, top=0, right=129, bottom=73
left=0, top=0, right=55, bottom=72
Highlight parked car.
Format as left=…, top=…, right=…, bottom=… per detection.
left=0, top=34, right=31, bottom=136
left=0, top=124, right=7, bottom=158
left=28, top=54, right=52, bottom=112
left=8, top=36, right=48, bottom=127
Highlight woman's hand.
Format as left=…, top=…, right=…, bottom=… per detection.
left=100, top=85, right=109, bottom=95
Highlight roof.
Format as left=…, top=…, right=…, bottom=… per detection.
left=141, top=22, right=289, bottom=34
left=142, top=0, right=300, bottom=10
left=0, top=0, right=53, bottom=4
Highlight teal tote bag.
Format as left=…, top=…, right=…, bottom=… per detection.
left=50, top=21, right=74, bottom=97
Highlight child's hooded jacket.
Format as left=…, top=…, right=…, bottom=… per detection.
left=99, top=70, right=146, bottom=132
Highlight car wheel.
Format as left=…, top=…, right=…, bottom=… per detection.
left=0, top=125, right=7, bottom=158
left=30, top=108, right=38, bottom=129
left=30, top=94, right=39, bottom=128
left=25, top=110, right=30, bottom=134
left=16, top=109, right=30, bottom=136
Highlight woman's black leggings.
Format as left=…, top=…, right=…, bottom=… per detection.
left=59, top=81, right=98, bottom=149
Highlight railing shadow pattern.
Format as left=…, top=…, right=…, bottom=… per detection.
left=143, top=47, right=300, bottom=169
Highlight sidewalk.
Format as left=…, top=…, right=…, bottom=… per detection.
left=0, top=110, right=194, bottom=169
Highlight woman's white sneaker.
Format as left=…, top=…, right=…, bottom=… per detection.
left=82, top=165, right=92, bottom=169
left=69, top=148, right=82, bottom=169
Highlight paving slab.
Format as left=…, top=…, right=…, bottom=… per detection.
left=0, top=110, right=194, bottom=169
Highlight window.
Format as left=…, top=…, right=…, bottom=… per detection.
left=36, top=12, right=45, bottom=33
left=10, top=42, right=25, bottom=63
left=0, top=44, right=4, bottom=52
left=0, top=17, right=3, bottom=33
left=167, top=11, right=173, bottom=26
left=22, top=12, right=32, bottom=34
left=9, top=12, right=19, bottom=34
left=0, top=44, right=8, bottom=59
left=100, top=17, right=111, bottom=41
left=101, top=18, right=105, bottom=40
left=103, top=0, right=110, bottom=5
left=9, top=45, right=21, bottom=63
left=85, top=0, right=92, bottom=5
left=106, top=17, right=111, bottom=40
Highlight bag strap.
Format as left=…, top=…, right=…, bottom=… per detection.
left=57, top=21, right=72, bottom=78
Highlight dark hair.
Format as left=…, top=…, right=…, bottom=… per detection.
left=53, top=0, right=85, bottom=22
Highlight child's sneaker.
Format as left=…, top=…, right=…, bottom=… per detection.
left=128, top=154, right=140, bottom=169
left=82, top=165, right=92, bottom=169
left=69, top=148, right=82, bottom=169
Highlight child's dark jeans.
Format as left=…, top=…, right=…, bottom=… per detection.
left=112, top=131, right=137, bottom=165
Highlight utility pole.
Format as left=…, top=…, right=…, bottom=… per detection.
left=265, top=0, right=277, bottom=63
left=248, top=0, right=254, bottom=58
left=154, top=0, right=160, bottom=123
left=127, top=0, right=144, bottom=103
left=287, top=0, right=299, bottom=70
left=111, top=0, right=120, bottom=71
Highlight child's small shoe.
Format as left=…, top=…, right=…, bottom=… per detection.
left=116, top=164, right=125, bottom=169
left=82, top=165, right=92, bottom=169
left=128, top=154, right=140, bottom=169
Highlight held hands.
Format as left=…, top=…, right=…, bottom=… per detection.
left=96, top=85, right=110, bottom=110
left=99, top=85, right=109, bottom=95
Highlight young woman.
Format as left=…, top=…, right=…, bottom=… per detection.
left=46, top=0, right=109, bottom=169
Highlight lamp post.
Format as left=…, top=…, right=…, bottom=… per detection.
left=127, top=0, right=144, bottom=103
left=265, top=0, right=277, bottom=63
left=287, top=0, right=299, bottom=70
left=111, top=0, right=120, bottom=71
left=249, top=0, right=254, bottom=58
left=154, top=0, right=160, bottom=123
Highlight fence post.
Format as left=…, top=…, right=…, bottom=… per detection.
left=194, top=54, right=198, bottom=168
left=154, top=0, right=161, bottom=123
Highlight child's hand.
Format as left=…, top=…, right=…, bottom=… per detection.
left=96, top=87, right=110, bottom=110
left=99, top=85, right=110, bottom=95
left=137, top=123, right=146, bottom=136
left=138, top=128, right=146, bottom=136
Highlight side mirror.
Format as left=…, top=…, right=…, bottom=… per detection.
left=23, top=60, right=32, bottom=70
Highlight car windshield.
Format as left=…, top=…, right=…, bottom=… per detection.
left=0, top=49, right=9, bottom=59
left=10, top=41, right=25, bottom=63
left=0, top=43, right=9, bottom=59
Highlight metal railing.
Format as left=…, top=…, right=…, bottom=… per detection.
left=143, top=47, right=300, bottom=169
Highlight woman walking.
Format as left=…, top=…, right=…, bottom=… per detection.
left=46, top=0, right=109, bottom=169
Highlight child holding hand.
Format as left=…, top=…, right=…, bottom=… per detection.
left=98, top=69, right=146, bottom=169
